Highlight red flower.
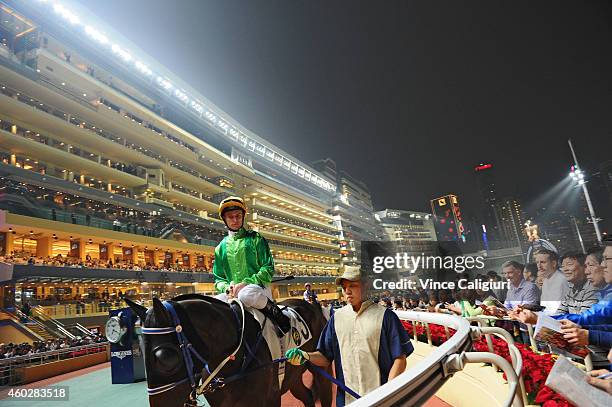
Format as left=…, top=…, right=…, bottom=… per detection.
left=402, top=320, right=574, bottom=406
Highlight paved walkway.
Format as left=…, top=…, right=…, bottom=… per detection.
left=0, top=362, right=451, bottom=406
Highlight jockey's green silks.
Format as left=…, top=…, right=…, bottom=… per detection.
left=213, top=227, right=275, bottom=293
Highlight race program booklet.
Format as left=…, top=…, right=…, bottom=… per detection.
left=545, top=355, right=612, bottom=407
left=534, top=313, right=589, bottom=359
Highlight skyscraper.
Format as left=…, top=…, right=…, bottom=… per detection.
left=474, top=162, right=502, bottom=242
left=430, top=194, right=465, bottom=242
left=495, top=197, right=527, bottom=249
left=312, top=158, right=384, bottom=265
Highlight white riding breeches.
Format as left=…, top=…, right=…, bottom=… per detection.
left=214, top=284, right=272, bottom=309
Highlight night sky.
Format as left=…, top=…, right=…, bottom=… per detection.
left=80, top=0, right=612, bottom=228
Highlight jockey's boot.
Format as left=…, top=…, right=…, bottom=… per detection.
left=263, top=299, right=291, bottom=336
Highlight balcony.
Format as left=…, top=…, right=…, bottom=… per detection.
left=7, top=264, right=215, bottom=285
left=248, top=189, right=332, bottom=221
left=250, top=198, right=336, bottom=232
left=253, top=214, right=337, bottom=241
left=0, top=90, right=233, bottom=199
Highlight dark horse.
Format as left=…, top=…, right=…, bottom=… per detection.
left=126, top=295, right=333, bottom=407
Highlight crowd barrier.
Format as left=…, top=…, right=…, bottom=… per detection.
left=466, top=315, right=594, bottom=372
left=0, top=342, right=109, bottom=386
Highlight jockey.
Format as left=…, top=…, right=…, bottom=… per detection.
left=213, top=196, right=290, bottom=335
left=303, top=283, right=318, bottom=303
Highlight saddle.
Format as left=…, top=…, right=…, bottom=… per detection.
left=246, top=305, right=312, bottom=386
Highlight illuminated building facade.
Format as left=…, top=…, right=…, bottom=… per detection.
left=474, top=162, right=503, bottom=242
left=312, top=158, right=383, bottom=266
left=495, top=197, right=528, bottom=249
left=375, top=209, right=438, bottom=274
left=0, top=0, right=341, bottom=318
left=430, top=194, right=465, bottom=242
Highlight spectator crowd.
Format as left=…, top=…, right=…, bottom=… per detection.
left=0, top=253, right=211, bottom=273
left=0, top=334, right=107, bottom=360
left=370, top=239, right=612, bottom=395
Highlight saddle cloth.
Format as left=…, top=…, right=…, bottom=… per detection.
left=247, top=306, right=312, bottom=387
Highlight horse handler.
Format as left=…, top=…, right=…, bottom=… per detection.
left=213, top=196, right=290, bottom=334
left=285, top=265, right=413, bottom=406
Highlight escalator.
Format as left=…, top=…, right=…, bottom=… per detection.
left=10, top=308, right=94, bottom=340
left=22, top=322, right=55, bottom=341
left=28, top=307, right=75, bottom=340
left=64, top=322, right=95, bottom=338
left=3, top=308, right=68, bottom=341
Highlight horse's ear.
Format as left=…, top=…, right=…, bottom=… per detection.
left=152, top=297, right=170, bottom=326
left=124, top=297, right=147, bottom=322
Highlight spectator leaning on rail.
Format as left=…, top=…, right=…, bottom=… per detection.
left=585, top=248, right=610, bottom=299
left=212, top=196, right=290, bottom=335
left=535, top=248, right=570, bottom=315
left=502, top=260, right=540, bottom=309
left=556, top=251, right=598, bottom=315
left=513, top=243, right=612, bottom=327
left=446, top=287, right=494, bottom=317
left=552, top=250, right=608, bottom=367
left=284, top=265, right=413, bottom=406
left=482, top=261, right=539, bottom=317
left=480, top=261, right=539, bottom=343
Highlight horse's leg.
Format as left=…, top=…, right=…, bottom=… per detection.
left=278, top=300, right=333, bottom=407
left=218, top=369, right=280, bottom=407
left=310, top=364, right=333, bottom=407
left=288, top=371, right=315, bottom=407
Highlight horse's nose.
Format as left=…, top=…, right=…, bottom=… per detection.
left=153, top=346, right=182, bottom=374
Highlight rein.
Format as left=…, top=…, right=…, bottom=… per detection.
left=141, top=299, right=246, bottom=404
left=141, top=299, right=362, bottom=405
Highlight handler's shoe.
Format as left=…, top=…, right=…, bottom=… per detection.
left=263, top=299, right=291, bottom=337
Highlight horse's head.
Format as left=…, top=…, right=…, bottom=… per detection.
left=126, top=297, right=195, bottom=406
left=127, top=295, right=243, bottom=407
left=127, top=297, right=331, bottom=407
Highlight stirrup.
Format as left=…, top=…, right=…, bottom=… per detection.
left=264, top=301, right=290, bottom=336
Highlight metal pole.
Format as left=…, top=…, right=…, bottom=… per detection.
left=568, top=139, right=602, bottom=245
left=571, top=216, right=586, bottom=254
left=511, top=210, right=526, bottom=262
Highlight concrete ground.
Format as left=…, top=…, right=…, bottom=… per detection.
left=0, top=362, right=452, bottom=407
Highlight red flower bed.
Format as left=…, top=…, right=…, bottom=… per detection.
left=401, top=321, right=456, bottom=346
left=403, top=321, right=573, bottom=406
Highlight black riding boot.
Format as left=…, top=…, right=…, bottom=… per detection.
left=263, top=299, right=291, bottom=336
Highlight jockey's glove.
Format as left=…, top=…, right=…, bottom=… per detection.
left=285, top=348, right=309, bottom=366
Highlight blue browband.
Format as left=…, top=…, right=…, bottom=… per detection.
left=141, top=300, right=361, bottom=402
left=141, top=300, right=246, bottom=399
left=141, top=301, right=210, bottom=396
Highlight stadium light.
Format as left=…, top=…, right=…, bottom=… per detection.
left=568, top=139, right=602, bottom=244
left=53, top=4, right=80, bottom=25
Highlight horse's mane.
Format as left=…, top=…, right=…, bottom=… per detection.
left=171, top=293, right=230, bottom=308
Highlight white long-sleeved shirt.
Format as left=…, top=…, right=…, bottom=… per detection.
left=541, top=269, right=570, bottom=315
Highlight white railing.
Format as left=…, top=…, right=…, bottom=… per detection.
left=0, top=342, right=109, bottom=386
left=348, top=311, right=523, bottom=407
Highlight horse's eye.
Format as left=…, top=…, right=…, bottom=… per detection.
left=153, top=346, right=181, bottom=374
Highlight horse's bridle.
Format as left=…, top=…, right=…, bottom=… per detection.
left=141, top=299, right=246, bottom=404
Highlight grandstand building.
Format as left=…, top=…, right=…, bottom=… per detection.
left=375, top=209, right=438, bottom=274
left=0, top=0, right=340, bottom=328
left=312, top=158, right=384, bottom=266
